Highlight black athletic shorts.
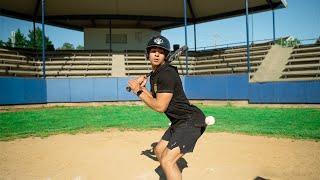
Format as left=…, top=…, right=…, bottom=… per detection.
left=161, top=121, right=206, bottom=154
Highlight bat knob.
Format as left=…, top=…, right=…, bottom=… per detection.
left=126, top=86, right=132, bottom=92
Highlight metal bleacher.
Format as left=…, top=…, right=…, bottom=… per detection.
left=0, top=48, right=40, bottom=77
left=0, top=48, right=113, bottom=78
left=37, top=50, right=112, bottom=78
left=2, top=41, right=319, bottom=81
left=123, top=43, right=272, bottom=76
left=190, top=43, right=272, bottom=75
left=124, top=50, right=196, bottom=76
left=280, top=43, right=320, bottom=81
left=124, top=51, right=150, bottom=76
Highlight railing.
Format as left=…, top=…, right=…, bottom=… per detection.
left=190, top=38, right=275, bottom=51
left=190, top=38, right=319, bottom=51
left=295, top=38, right=319, bottom=45
left=2, top=37, right=319, bottom=52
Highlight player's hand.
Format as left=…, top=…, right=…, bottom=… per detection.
left=140, top=75, right=148, bottom=87
left=128, top=79, right=141, bottom=94
left=136, top=75, right=147, bottom=85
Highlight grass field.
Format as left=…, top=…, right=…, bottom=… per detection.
left=1, top=104, right=319, bottom=141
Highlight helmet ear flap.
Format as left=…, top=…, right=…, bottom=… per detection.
left=164, top=51, right=170, bottom=61
left=145, top=49, right=149, bottom=60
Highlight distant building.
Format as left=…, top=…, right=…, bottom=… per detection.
left=84, top=28, right=159, bottom=51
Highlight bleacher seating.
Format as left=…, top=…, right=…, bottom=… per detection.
left=124, top=51, right=196, bottom=75
left=0, top=48, right=40, bottom=77
left=191, top=43, right=271, bottom=75
left=170, top=56, right=196, bottom=75
left=123, top=43, right=271, bottom=76
left=124, top=51, right=150, bottom=76
left=1, top=41, right=319, bottom=81
left=280, top=43, right=320, bottom=80
left=36, top=51, right=113, bottom=78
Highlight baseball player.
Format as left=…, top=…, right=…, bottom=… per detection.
left=128, top=35, right=207, bottom=180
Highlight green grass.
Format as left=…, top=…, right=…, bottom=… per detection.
left=0, top=105, right=319, bottom=141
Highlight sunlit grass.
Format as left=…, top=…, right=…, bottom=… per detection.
left=1, top=105, right=319, bottom=141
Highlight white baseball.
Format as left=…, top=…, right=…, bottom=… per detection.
left=205, top=116, right=215, bottom=125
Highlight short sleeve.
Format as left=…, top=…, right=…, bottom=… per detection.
left=157, top=69, right=176, bottom=93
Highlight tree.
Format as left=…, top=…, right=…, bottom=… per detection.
left=59, top=42, right=75, bottom=50
left=0, top=40, right=5, bottom=47
left=5, top=29, right=27, bottom=48
left=14, top=29, right=28, bottom=48
left=5, top=38, right=13, bottom=47
left=76, top=45, right=84, bottom=50
left=26, top=27, right=54, bottom=50
left=276, top=36, right=301, bottom=47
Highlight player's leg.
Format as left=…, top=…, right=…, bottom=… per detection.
left=154, top=127, right=172, bottom=160
left=154, top=139, right=168, bottom=160
left=154, top=127, right=182, bottom=176
left=160, top=146, right=184, bottom=180
left=160, top=122, right=205, bottom=179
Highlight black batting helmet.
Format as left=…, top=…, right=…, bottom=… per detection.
left=146, top=35, right=170, bottom=58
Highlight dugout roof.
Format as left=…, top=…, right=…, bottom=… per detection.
left=0, top=0, right=287, bottom=31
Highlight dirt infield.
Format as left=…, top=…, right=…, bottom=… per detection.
left=1, top=130, right=319, bottom=180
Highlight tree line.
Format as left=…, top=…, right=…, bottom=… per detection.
left=0, top=27, right=84, bottom=50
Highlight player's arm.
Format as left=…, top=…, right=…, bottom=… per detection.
left=141, top=86, right=153, bottom=98
left=127, top=79, right=172, bottom=112
left=138, top=92, right=172, bottom=112
left=137, top=75, right=174, bottom=111
left=128, top=69, right=176, bottom=112
left=137, top=75, right=153, bottom=98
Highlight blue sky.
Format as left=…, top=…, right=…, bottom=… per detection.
left=0, top=0, right=319, bottom=49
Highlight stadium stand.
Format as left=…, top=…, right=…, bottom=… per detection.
left=170, top=55, right=196, bottom=75
left=280, top=43, right=320, bottom=81
left=2, top=41, right=319, bottom=81
left=37, top=50, right=112, bottom=78
left=123, top=43, right=271, bottom=76
left=191, top=43, right=272, bottom=76
left=124, top=50, right=196, bottom=76
left=0, top=48, right=40, bottom=77
left=124, top=51, right=150, bottom=76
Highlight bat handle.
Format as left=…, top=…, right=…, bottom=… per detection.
left=126, top=72, right=151, bottom=92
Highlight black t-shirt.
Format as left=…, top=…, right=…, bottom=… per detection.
left=150, top=62, right=206, bottom=128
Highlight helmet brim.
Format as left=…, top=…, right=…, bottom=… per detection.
left=146, top=45, right=170, bottom=53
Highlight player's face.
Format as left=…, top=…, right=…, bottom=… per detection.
left=149, top=47, right=166, bottom=67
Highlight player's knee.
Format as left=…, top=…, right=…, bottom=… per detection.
left=159, top=154, right=174, bottom=168
left=154, top=144, right=164, bottom=158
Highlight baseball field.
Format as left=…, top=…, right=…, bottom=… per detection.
left=1, top=103, right=319, bottom=179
